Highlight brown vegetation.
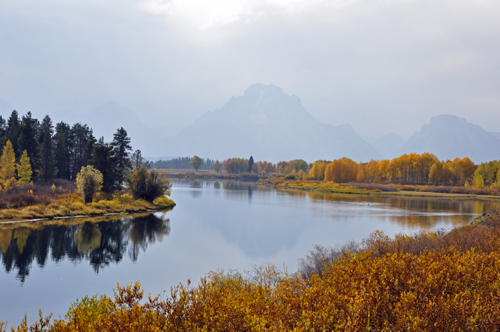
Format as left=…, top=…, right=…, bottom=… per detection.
left=5, top=211, right=500, bottom=330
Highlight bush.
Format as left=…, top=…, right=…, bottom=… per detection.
left=76, top=166, right=103, bottom=203
left=126, top=167, right=172, bottom=202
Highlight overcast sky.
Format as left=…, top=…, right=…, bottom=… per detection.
left=1, top=0, right=499, bottom=138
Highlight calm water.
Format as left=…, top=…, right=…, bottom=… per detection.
left=1, top=180, right=500, bottom=326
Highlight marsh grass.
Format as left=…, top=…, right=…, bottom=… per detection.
left=0, top=181, right=175, bottom=222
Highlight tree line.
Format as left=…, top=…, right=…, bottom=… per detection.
left=0, top=110, right=134, bottom=193
left=150, top=157, right=217, bottom=170
left=167, top=152, right=500, bottom=189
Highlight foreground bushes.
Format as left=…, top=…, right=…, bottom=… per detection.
left=5, top=212, right=500, bottom=331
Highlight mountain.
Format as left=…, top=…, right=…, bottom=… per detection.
left=490, top=132, right=500, bottom=140
left=158, top=84, right=381, bottom=162
left=365, top=133, right=406, bottom=160
left=399, top=115, right=500, bottom=163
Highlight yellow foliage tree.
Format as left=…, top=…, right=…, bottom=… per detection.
left=0, top=140, right=16, bottom=182
left=17, top=150, right=33, bottom=185
left=76, top=165, right=103, bottom=203
left=309, top=161, right=327, bottom=181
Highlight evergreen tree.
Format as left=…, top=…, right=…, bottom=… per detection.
left=0, top=115, right=6, bottom=148
left=0, top=140, right=16, bottom=181
left=54, top=122, right=71, bottom=179
left=38, top=115, right=54, bottom=144
left=112, top=127, right=132, bottom=188
left=89, top=137, right=117, bottom=193
left=17, top=150, right=33, bottom=185
left=6, top=110, right=21, bottom=158
left=39, top=131, right=57, bottom=182
left=18, top=112, right=39, bottom=179
left=69, top=123, right=93, bottom=180
left=248, top=156, right=254, bottom=172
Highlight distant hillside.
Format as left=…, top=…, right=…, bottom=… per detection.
left=365, top=133, right=406, bottom=160
left=158, top=84, right=381, bottom=162
left=399, top=115, right=500, bottom=163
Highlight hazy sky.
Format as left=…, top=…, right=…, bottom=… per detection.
left=1, top=0, right=499, bottom=138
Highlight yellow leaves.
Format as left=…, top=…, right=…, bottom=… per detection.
left=16, top=150, right=32, bottom=185
left=0, top=140, right=16, bottom=182
left=7, top=219, right=500, bottom=330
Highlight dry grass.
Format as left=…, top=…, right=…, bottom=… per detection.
left=0, top=183, right=175, bottom=222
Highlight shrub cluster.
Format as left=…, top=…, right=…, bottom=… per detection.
left=6, top=211, right=500, bottom=331
left=126, top=167, right=172, bottom=202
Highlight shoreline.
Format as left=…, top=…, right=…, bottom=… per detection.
left=259, top=179, right=500, bottom=201
left=0, top=206, right=173, bottom=225
left=0, top=194, right=176, bottom=223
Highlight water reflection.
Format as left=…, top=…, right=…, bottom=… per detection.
left=0, top=213, right=170, bottom=283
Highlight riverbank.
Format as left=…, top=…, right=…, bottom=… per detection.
left=158, top=169, right=262, bottom=181
left=0, top=192, right=175, bottom=222
left=259, top=178, right=500, bottom=200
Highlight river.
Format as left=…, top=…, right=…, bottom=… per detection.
left=1, top=180, right=499, bottom=326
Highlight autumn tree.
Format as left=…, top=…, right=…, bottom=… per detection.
left=214, top=161, right=222, bottom=173
left=0, top=140, right=16, bottom=181
left=17, top=150, right=32, bottom=185
left=325, top=158, right=358, bottom=183
left=190, top=156, right=204, bottom=171
left=76, top=165, right=103, bottom=203
left=309, top=161, right=327, bottom=180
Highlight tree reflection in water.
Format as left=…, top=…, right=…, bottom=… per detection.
left=0, top=213, right=170, bottom=282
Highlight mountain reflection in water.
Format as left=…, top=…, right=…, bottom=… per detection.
left=0, top=213, right=170, bottom=283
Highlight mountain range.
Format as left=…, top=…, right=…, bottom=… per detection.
left=1, top=85, right=499, bottom=163
left=159, top=84, right=381, bottom=162
left=398, top=115, right=500, bottom=162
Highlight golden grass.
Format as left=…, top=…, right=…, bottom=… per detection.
left=0, top=192, right=176, bottom=222
left=259, top=178, right=500, bottom=200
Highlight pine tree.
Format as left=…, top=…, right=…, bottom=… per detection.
left=17, top=150, right=32, bottom=185
left=0, top=115, right=6, bottom=148
left=69, top=123, right=93, bottom=180
left=6, top=110, right=21, bottom=158
left=38, top=115, right=54, bottom=144
left=0, top=140, right=16, bottom=181
left=248, top=156, right=254, bottom=172
left=39, top=131, right=57, bottom=182
left=89, top=138, right=117, bottom=193
left=54, top=122, right=71, bottom=179
left=18, top=112, right=39, bottom=179
left=112, top=127, right=132, bottom=188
